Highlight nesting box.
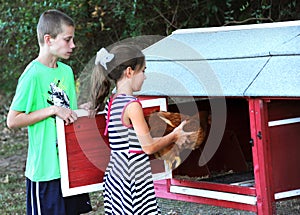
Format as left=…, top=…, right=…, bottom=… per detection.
left=135, top=21, right=300, bottom=215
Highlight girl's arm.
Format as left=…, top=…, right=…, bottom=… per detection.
left=7, top=106, right=77, bottom=129
left=124, top=101, right=189, bottom=155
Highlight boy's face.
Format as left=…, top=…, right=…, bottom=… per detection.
left=49, top=24, right=75, bottom=59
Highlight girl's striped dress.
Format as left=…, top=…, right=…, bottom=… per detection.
left=103, top=94, right=161, bottom=215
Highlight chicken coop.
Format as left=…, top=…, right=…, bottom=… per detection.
left=134, top=21, right=300, bottom=215
left=56, top=20, right=300, bottom=215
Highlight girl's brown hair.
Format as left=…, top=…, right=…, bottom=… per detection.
left=90, top=44, right=145, bottom=112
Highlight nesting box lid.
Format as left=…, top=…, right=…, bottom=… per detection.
left=138, top=21, right=300, bottom=97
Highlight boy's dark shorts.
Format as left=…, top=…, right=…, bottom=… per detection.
left=26, top=178, right=92, bottom=215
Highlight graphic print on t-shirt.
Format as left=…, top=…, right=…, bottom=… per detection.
left=47, top=80, right=70, bottom=108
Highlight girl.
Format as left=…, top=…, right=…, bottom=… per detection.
left=90, top=44, right=191, bottom=214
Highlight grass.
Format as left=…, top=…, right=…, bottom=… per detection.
left=0, top=174, right=26, bottom=214
left=0, top=139, right=27, bottom=214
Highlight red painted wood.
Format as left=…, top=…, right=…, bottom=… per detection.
left=169, top=179, right=256, bottom=196
left=267, top=100, right=300, bottom=121
left=150, top=157, right=166, bottom=174
left=172, top=148, right=211, bottom=177
left=63, top=99, right=169, bottom=189
left=154, top=180, right=257, bottom=212
left=173, top=98, right=251, bottom=178
left=269, top=123, right=300, bottom=192
left=64, top=114, right=110, bottom=188
left=206, top=129, right=249, bottom=173
left=249, top=99, right=276, bottom=215
left=63, top=96, right=300, bottom=214
left=143, top=104, right=168, bottom=175
left=173, top=129, right=249, bottom=178
left=153, top=98, right=300, bottom=215
left=267, top=100, right=300, bottom=193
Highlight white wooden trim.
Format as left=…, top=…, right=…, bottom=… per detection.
left=56, top=115, right=70, bottom=196
left=170, top=185, right=257, bottom=205
left=141, top=98, right=167, bottom=111
left=62, top=182, right=104, bottom=197
left=268, top=117, right=300, bottom=127
left=173, top=20, right=300, bottom=34
left=169, top=186, right=300, bottom=204
left=152, top=171, right=172, bottom=181
left=275, top=189, right=300, bottom=200
left=230, top=179, right=255, bottom=187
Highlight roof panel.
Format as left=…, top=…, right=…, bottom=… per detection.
left=269, top=34, right=300, bottom=55
left=140, top=21, right=300, bottom=97
left=245, top=56, right=300, bottom=97
left=170, top=21, right=300, bottom=59
left=139, top=57, right=269, bottom=97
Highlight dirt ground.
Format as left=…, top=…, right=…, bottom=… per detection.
left=1, top=95, right=300, bottom=215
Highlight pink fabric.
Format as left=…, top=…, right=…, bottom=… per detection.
left=104, top=96, right=113, bottom=136
left=104, top=95, right=142, bottom=136
left=129, top=150, right=145, bottom=154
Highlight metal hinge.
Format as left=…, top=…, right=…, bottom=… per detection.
left=249, top=138, right=254, bottom=147
left=257, top=131, right=262, bottom=140
left=250, top=131, right=262, bottom=147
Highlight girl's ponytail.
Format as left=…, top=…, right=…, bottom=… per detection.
left=90, top=45, right=145, bottom=113
left=90, top=65, right=111, bottom=113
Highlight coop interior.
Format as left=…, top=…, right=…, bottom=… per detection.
left=167, top=97, right=254, bottom=187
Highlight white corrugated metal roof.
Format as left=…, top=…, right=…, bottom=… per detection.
left=138, top=21, right=300, bottom=97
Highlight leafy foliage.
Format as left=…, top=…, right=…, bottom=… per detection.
left=1, top=0, right=299, bottom=94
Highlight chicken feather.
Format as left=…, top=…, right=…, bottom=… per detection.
left=145, top=111, right=210, bottom=169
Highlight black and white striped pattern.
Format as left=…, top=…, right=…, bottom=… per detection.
left=103, top=94, right=161, bottom=215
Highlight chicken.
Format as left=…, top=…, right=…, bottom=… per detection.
left=145, top=111, right=210, bottom=169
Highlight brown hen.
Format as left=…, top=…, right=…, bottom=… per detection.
left=145, top=111, right=210, bottom=169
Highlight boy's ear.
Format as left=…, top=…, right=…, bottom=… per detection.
left=44, top=34, right=52, bottom=46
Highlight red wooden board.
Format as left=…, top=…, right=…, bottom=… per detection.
left=64, top=114, right=110, bottom=188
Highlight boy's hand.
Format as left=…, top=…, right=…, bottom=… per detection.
left=54, top=106, right=78, bottom=125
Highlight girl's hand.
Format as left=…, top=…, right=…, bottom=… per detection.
left=172, top=120, right=195, bottom=147
left=79, top=102, right=91, bottom=110
left=79, top=102, right=97, bottom=117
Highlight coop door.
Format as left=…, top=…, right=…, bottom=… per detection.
left=139, top=97, right=173, bottom=181
left=56, top=110, right=109, bottom=197
left=56, top=97, right=170, bottom=197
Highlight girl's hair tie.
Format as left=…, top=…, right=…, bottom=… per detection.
left=95, top=48, right=114, bottom=70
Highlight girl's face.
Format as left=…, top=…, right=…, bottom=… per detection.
left=49, top=24, right=76, bottom=59
left=132, top=63, right=146, bottom=92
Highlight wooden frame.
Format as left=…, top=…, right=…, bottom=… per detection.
left=154, top=98, right=300, bottom=215
left=56, top=98, right=168, bottom=197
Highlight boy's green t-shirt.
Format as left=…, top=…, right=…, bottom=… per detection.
left=10, top=60, right=77, bottom=182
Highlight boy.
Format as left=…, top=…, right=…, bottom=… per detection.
left=7, top=9, right=92, bottom=214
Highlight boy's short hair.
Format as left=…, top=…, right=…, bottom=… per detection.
left=37, top=9, right=74, bottom=45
